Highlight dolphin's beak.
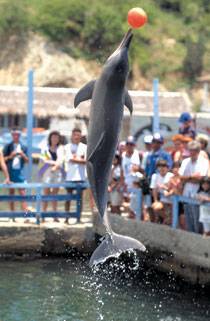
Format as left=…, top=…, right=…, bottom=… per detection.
left=118, top=29, right=133, bottom=50
left=107, top=29, right=133, bottom=61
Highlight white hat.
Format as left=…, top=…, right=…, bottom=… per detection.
left=144, top=134, right=153, bottom=144
left=126, top=136, right=136, bottom=145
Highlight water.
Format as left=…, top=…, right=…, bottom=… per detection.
left=0, top=257, right=209, bottom=321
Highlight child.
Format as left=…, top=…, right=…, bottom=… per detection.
left=127, top=165, right=144, bottom=219
left=129, top=178, right=142, bottom=219
left=163, top=161, right=184, bottom=228
left=150, top=159, right=173, bottom=223
left=108, top=154, right=123, bottom=215
left=197, top=177, right=210, bottom=237
left=163, top=161, right=182, bottom=197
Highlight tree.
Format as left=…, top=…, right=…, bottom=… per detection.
left=183, top=35, right=205, bottom=81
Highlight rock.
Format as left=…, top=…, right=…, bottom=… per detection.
left=0, top=33, right=99, bottom=87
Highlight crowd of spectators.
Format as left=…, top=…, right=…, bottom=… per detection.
left=108, top=112, right=210, bottom=237
left=1, top=112, right=210, bottom=236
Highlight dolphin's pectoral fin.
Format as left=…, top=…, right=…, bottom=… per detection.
left=74, top=80, right=96, bottom=108
left=124, top=89, right=133, bottom=114
left=87, top=132, right=105, bottom=163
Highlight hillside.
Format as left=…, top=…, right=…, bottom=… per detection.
left=0, top=32, right=99, bottom=88
left=0, top=0, right=209, bottom=107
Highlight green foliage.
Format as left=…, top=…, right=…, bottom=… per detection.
left=81, top=3, right=123, bottom=60
left=0, top=0, right=28, bottom=36
left=0, top=0, right=209, bottom=90
left=183, top=36, right=205, bottom=82
left=28, top=0, right=88, bottom=41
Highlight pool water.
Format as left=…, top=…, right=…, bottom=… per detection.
left=0, top=258, right=209, bottom=321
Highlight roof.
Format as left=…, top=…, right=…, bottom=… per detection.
left=0, top=85, right=192, bottom=118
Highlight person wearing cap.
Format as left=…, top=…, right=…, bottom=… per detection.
left=141, top=134, right=153, bottom=170
left=145, top=133, right=173, bottom=179
left=178, top=112, right=196, bottom=139
left=3, top=128, right=29, bottom=216
left=171, top=134, right=193, bottom=162
left=179, top=140, right=209, bottom=233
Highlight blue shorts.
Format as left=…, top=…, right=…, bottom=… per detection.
left=9, top=169, right=25, bottom=183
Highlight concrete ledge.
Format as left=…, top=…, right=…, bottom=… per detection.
left=1, top=211, right=210, bottom=285
left=94, top=213, right=210, bottom=285
left=0, top=216, right=95, bottom=257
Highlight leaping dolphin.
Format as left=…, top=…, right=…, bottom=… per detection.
left=74, top=29, right=146, bottom=267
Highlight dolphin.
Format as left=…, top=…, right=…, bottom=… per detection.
left=74, top=29, right=146, bottom=267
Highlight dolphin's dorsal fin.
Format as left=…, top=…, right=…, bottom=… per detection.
left=74, top=80, right=96, bottom=108
left=124, top=89, right=133, bottom=114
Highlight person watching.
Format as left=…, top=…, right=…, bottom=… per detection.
left=63, top=128, right=87, bottom=224
left=145, top=133, right=173, bottom=179
left=179, top=140, right=209, bottom=233
left=3, top=128, right=28, bottom=219
left=178, top=112, right=196, bottom=139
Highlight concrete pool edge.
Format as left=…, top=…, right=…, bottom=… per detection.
left=0, top=212, right=210, bottom=286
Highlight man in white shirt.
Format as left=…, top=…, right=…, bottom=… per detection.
left=179, top=140, right=209, bottom=233
left=63, top=128, right=87, bottom=223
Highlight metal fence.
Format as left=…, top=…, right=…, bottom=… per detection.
left=0, top=182, right=88, bottom=224
left=0, top=184, right=208, bottom=229
left=129, top=189, right=210, bottom=229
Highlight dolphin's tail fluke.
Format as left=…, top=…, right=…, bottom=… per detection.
left=89, top=231, right=146, bottom=268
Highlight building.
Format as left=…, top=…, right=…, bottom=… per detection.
left=0, top=86, right=192, bottom=140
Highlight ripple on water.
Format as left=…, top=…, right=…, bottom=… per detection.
left=0, top=256, right=209, bottom=321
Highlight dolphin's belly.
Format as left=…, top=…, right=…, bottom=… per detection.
left=87, top=85, right=124, bottom=159
left=86, top=80, right=125, bottom=216
left=87, top=103, right=123, bottom=163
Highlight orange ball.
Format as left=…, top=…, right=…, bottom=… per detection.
left=127, top=7, right=147, bottom=29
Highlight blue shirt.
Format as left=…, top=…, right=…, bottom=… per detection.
left=145, top=148, right=173, bottom=178
left=179, top=126, right=196, bottom=139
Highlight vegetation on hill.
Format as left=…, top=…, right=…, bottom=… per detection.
left=0, top=0, right=210, bottom=90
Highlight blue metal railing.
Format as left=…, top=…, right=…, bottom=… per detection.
left=171, top=194, right=210, bottom=229
left=0, top=182, right=88, bottom=224
left=127, top=189, right=210, bottom=229
left=0, top=184, right=208, bottom=230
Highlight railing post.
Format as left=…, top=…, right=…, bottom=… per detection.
left=26, top=70, right=34, bottom=183
left=153, top=78, right=160, bottom=133
left=76, top=185, right=82, bottom=223
left=36, top=185, right=42, bottom=225
left=136, top=189, right=142, bottom=220
left=172, top=195, right=179, bottom=229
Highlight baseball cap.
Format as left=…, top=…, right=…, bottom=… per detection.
left=126, top=135, right=136, bottom=145
left=152, top=132, right=164, bottom=143
left=178, top=112, right=192, bottom=123
left=144, top=134, right=153, bottom=144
